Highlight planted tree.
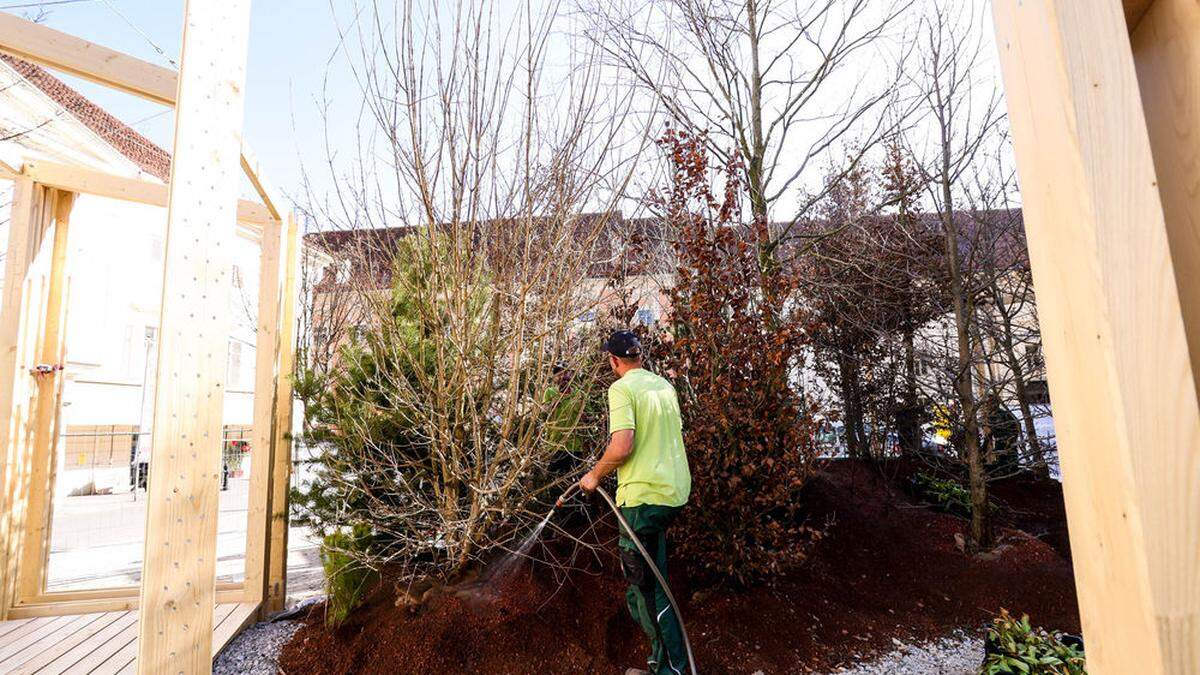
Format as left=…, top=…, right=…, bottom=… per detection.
left=648, top=128, right=819, bottom=585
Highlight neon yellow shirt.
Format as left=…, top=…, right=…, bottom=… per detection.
left=608, top=368, right=691, bottom=508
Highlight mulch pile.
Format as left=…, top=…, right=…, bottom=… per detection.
left=278, top=459, right=1079, bottom=674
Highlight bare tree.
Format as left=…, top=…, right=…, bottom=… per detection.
left=906, top=0, right=1004, bottom=552
left=291, top=0, right=652, bottom=585
left=579, top=0, right=914, bottom=246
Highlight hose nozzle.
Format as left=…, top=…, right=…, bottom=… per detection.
left=555, top=483, right=581, bottom=508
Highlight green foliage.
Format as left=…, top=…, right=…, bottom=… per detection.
left=913, top=472, right=996, bottom=519
left=321, top=525, right=377, bottom=628
left=982, top=609, right=1086, bottom=674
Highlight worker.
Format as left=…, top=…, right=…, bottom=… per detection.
left=578, top=330, right=692, bottom=675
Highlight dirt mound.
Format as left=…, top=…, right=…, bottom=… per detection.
left=279, top=459, right=1078, bottom=674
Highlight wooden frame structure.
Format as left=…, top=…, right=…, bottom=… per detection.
left=0, top=4, right=299, bottom=672
left=994, top=1, right=1200, bottom=672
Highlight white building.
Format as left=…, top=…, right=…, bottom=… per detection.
left=0, top=54, right=263, bottom=497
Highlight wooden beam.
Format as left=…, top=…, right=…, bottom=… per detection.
left=22, top=160, right=273, bottom=226
left=243, top=217, right=283, bottom=606
left=265, top=213, right=300, bottom=614
left=15, top=190, right=73, bottom=603
left=135, top=1, right=253, bottom=672
left=1124, top=0, right=1157, bottom=32
left=993, top=1, right=1200, bottom=672
left=0, top=12, right=288, bottom=221
left=0, top=178, right=46, bottom=620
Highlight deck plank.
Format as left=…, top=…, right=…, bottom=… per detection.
left=10, top=611, right=126, bottom=674
left=33, top=611, right=139, bottom=675
left=0, top=602, right=258, bottom=674
left=3, top=613, right=104, bottom=671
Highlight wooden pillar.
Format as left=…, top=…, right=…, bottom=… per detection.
left=265, top=213, right=299, bottom=615
left=243, top=217, right=283, bottom=607
left=0, top=178, right=50, bottom=619
left=136, top=1, right=253, bottom=672
left=16, top=190, right=74, bottom=602
left=993, top=1, right=1200, bottom=672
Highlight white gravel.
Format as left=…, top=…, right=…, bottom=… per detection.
left=825, top=631, right=984, bottom=675
left=213, top=619, right=303, bottom=675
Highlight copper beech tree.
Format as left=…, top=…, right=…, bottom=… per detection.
left=646, top=129, right=820, bottom=585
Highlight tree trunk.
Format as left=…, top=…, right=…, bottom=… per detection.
left=940, top=144, right=991, bottom=552
left=896, top=326, right=921, bottom=455
left=990, top=282, right=1048, bottom=477
left=837, top=348, right=868, bottom=459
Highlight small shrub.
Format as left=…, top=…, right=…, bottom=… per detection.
left=982, top=609, right=1086, bottom=674
left=912, top=472, right=996, bottom=519
left=321, top=525, right=378, bottom=627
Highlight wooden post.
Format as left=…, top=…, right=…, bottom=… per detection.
left=243, top=217, right=283, bottom=607
left=16, top=190, right=74, bottom=601
left=265, top=213, right=299, bottom=615
left=135, top=1, right=253, bottom=672
left=0, top=178, right=48, bottom=619
left=993, top=1, right=1200, bottom=672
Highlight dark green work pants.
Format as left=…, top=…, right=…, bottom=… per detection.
left=618, top=504, right=688, bottom=675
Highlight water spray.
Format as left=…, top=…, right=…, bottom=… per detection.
left=556, top=484, right=699, bottom=675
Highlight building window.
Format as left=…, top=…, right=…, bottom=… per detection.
left=636, top=308, right=654, bottom=326
left=227, top=340, right=243, bottom=389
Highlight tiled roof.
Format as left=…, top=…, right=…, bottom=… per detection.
left=1, top=54, right=171, bottom=181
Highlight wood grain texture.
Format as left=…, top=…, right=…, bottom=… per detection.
left=993, top=0, right=1200, bottom=672
left=1125, top=0, right=1157, bottom=31
left=1130, top=0, right=1200, bottom=667
left=242, top=217, right=283, bottom=606
left=134, top=1, right=253, bottom=672
left=264, top=214, right=300, bottom=614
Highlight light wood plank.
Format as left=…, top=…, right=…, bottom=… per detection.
left=210, top=603, right=257, bottom=657
left=0, top=616, right=33, bottom=640
left=0, top=614, right=72, bottom=662
left=1, top=611, right=97, bottom=669
left=993, top=0, right=1200, bottom=672
left=16, top=190, right=73, bottom=602
left=134, top=2, right=254, bottom=672
left=34, top=612, right=137, bottom=675
left=22, top=160, right=274, bottom=227
left=243, top=219, right=283, bottom=606
left=265, top=214, right=300, bottom=614
left=9, top=611, right=125, bottom=674
left=0, top=616, right=50, bottom=648
left=1125, top=0, right=1157, bottom=31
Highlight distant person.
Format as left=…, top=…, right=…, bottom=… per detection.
left=578, top=330, right=692, bottom=675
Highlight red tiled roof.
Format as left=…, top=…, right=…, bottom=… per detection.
left=1, top=54, right=171, bottom=181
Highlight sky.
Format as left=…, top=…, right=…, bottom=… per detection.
left=24, top=0, right=357, bottom=204
left=19, top=0, right=1007, bottom=222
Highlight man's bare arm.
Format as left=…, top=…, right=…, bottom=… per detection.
left=580, top=429, right=634, bottom=491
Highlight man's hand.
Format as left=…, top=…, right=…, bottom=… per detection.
left=579, top=471, right=600, bottom=492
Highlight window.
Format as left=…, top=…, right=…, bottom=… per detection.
left=636, top=308, right=654, bottom=326
left=577, top=310, right=597, bottom=323
left=227, top=340, right=243, bottom=389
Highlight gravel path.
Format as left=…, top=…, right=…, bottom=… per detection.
left=824, top=631, right=984, bottom=675
left=213, top=619, right=303, bottom=675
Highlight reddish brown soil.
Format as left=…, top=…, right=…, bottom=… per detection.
left=278, top=460, right=1078, bottom=674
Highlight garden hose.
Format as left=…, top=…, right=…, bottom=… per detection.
left=557, top=484, right=699, bottom=675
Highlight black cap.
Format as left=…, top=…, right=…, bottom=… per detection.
left=602, top=330, right=642, bottom=359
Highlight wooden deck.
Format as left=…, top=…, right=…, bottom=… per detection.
left=0, top=602, right=257, bottom=674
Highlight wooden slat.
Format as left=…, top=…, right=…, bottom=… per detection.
left=0, top=616, right=50, bottom=648
left=0, top=616, right=32, bottom=640
left=210, top=603, right=257, bottom=657
left=0, top=611, right=97, bottom=668
left=59, top=615, right=137, bottom=674
left=243, top=218, right=283, bottom=606
left=265, top=214, right=300, bottom=614
left=34, top=611, right=137, bottom=675
left=1125, top=0, right=1156, bottom=31
left=135, top=2, right=254, bottom=672
left=993, top=0, right=1200, bottom=672
left=9, top=611, right=125, bottom=674
left=0, top=179, right=46, bottom=620
left=0, top=613, right=72, bottom=662
left=16, top=190, right=73, bottom=602
left=22, top=160, right=274, bottom=227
